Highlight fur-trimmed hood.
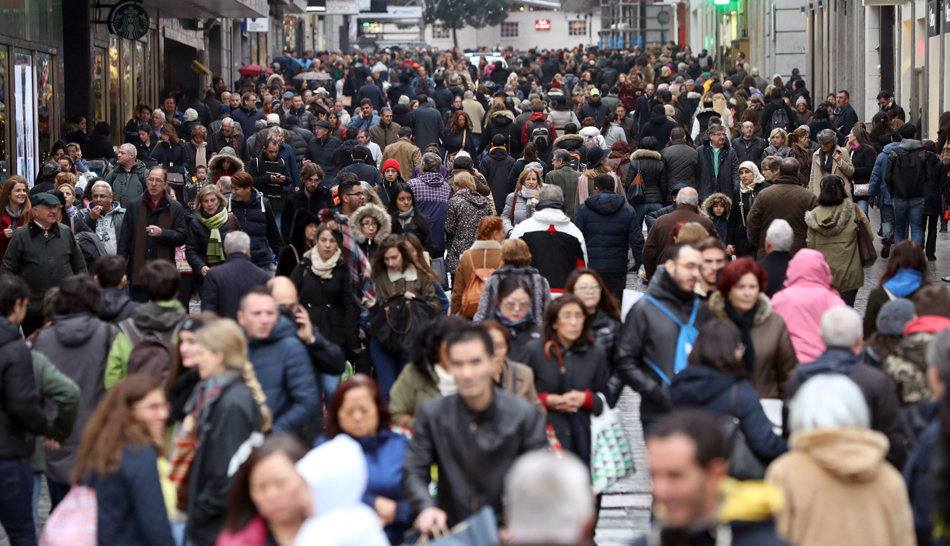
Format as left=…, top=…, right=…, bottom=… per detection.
left=687, top=91, right=703, bottom=100
left=708, top=291, right=773, bottom=326
left=804, top=199, right=853, bottom=237
left=702, top=192, right=733, bottom=219
left=349, top=203, right=392, bottom=244
left=489, top=109, right=516, bottom=123
left=207, top=146, right=245, bottom=173
left=554, top=134, right=584, bottom=148
left=631, top=149, right=662, bottom=161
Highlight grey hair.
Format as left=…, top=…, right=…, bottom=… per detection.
left=119, top=143, right=137, bottom=158
left=707, top=124, right=726, bottom=136
left=221, top=117, right=234, bottom=127
left=927, top=330, right=950, bottom=385
left=553, top=149, right=570, bottom=163
left=152, top=109, right=165, bottom=120
left=217, top=176, right=232, bottom=192
left=539, top=184, right=564, bottom=202
left=504, top=451, right=594, bottom=543
left=766, top=219, right=794, bottom=252
left=380, top=107, right=392, bottom=115
left=769, top=127, right=788, bottom=141
left=463, top=90, right=474, bottom=99
left=817, top=128, right=837, bottom=145
left=421, top=153, right=442, bottom=173
left=789, top=374, right=870, bottom=432
left=224, top=231, right=251, bottom=255
left=254, top=119, right=268, bottom=131
left=40, top=162, right=63, bottom=177
left=821, top=306, right=862, bottom=349
left=676, top=186, right=699, bottom=206
left=267, top=127, right=282, bottom=139
left=90, top=180, right=113, bottom=195
left=761, top=156, right=782, bottom=173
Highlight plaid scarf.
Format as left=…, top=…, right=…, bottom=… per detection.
left=319, top=209, right=377, bottom=309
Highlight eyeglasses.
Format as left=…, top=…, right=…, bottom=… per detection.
left=146, top=177, right=165, bottom=184
left=361, top=221, right=378, bottom=228
left=501, top=299, right=530, bottom=310
left=573, top=284, right=602, bottom=294
left=671, top=259, right=700, bottom=271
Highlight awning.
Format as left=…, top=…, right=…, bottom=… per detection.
left=278, top=0, right=309, bottom=13
left=139, top=0, right=268, bottom=18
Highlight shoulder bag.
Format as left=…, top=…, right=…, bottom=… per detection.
left=853, top=203, right=877, bottom=268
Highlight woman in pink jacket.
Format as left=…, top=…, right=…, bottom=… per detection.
left=770, top=249, right=846, bottom=363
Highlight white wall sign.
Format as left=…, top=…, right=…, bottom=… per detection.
left=246, top=18, right=269, bottom=32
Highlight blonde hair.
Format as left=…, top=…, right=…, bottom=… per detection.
left=453, top=171, right=476, bottom=192
left=769, top=127, right=788, bottom=143
left=195, top=319, right=272, bottom=432
left=675, top=222, right=710, bottom=244
left=361, top=181, right=384, bottom=206
left=55, top=172, right=77, bottom=189
left=196, top=185, right=226, bottom=209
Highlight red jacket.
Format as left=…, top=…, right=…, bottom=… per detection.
left=521, top=112, right=558, bottom=144
left=0, top=208, right=29, bottom=256
left=903, top=315, right=950, bottom=336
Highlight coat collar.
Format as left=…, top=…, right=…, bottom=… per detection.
left=708, top=291, right=773, bottom=326
left=29, top=220, right=61, bottom=238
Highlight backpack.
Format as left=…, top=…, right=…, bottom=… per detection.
left=529, top=121, right=551, bottom=151
left=119, top=318, right=182, bottom=385
left=770, top=107, right=791, bottom=132
left=40, top=485, right=97, bottom=546
left=461, top=250, right=496, bottom=318
left=566, top=151, right=582, bottom=171
left=642, top=295, right=699, bottom=384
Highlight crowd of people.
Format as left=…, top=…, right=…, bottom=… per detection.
left=2, top=41, right=950, bottom=546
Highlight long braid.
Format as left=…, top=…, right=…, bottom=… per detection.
left=241, top=360, right=272, bottom=432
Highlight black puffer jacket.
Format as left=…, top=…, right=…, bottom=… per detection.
left=150, top=141, right=189, bottom=175
left=626, top=149, right=668, bottom=205
left=287, top=126, right=313, bottom=169
left=289, top=254, right=362, bottom=352
left=553, top=134, right=588, bottom=164
left=228, top=189, right=283, bottom=269
left=660, top=140, right=698, bottom=190
left=0, top=318, right=47, bottom=459
left=479, top=110, right=517, bottom=155
left=479, top=146, right=516, bottom=214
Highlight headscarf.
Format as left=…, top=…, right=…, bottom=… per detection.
left=197, top=206, right=229, bottom=264
left=738, top=161, right=765, bottom=193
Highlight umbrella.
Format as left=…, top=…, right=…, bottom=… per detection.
left=294, top=71, right=331, bottom=81
left=239, top=65, right=273, bottom=77
left=273, top=56, right=304, bottom=70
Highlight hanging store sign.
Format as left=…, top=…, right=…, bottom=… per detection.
left=928, top=0, right=940, bottom=37
left=535, top=19, right=552, bottom=30
left=326, top=0, right=360, bottom=14
left=109, top=0, right=150, bottom=40
left=246, top=17, right=269, bottom=32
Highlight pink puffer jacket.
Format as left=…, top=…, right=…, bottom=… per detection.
left=215, top=516, right=267, bottom=546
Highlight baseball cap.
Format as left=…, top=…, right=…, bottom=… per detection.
left=589, top=88, right=601, bottom=96
left=283, top=91, right=294, bottom=99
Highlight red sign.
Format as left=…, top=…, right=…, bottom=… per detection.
left=535, top=19, right=551, bottom=30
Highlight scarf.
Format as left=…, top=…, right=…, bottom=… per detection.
left=303, top=247, right=341, bottom=279
left=434, top=365, right=458, bottom=396
left=66, top=206, right=78, bottom=218
left=818, top=148, right=835, bottom=174
left=185, top=369, right=241, bottom=443
left=724, top=301, right=757, bottom=378
left=519, top=187, right=539, bottom=200
left=195, top=141, right=208, bottom=169
left=318, top=209, right=376, bottom=308
left=398, top=208, right=414, bottom=228
left=197, top=206, right=229, bottom=265
left=6, top=205, right=22, bottom=224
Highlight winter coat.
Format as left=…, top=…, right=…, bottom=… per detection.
left=501, top=191, right=537, bottom=236
left=409, top=102, right=445, bottom=153
left=374, top=265, right=442, bottom=317
left=758, top=251, right=792, bottom=298
left=578, top=126, right=607, bottom=149
left=290, top=248, right=361, bottom=354
left=696, top=141, right=741, bottom=202
left=390, top=208, right=434, bottom=254
left=98, top=287, right=140, bottom=324
left=809, top=145, right=855, bottom=197
left=381, top=138, right=423, bottom=183
left=759, top=98, right=797, bottom=135
left=579, top=98, right=610, bottom=127
left=746, top=174, right=819, bottom=259
left=523, top=339, right=608, bottom=460
left=671, top=365, right=787, bottom=462
left=614, top=271, right=713, bottom=424
left=185, top=207, right=236, bottom=275
left=247, top=316, right=319, bottom=434
left=660, top=139, right=699, bottom=190
left=868, top=142, right=899, bottom=207
left=0, top=317, right=47, bottom=459
left=105, top=160, right=149, bottom=211
left=640, top=112, right=678, bottom=150
left=451, top=240, right=502, bottom=315
left=1, top=222, right=87, bottom=316
left=186, top=378, right=262, bottom=546
left=0, top=206, right=28, bottom=256
left=726, top=182, right=770, bottom=257
left=279, top=186, right=334, bottom=243
left=408, top=172, right=452, bottom=253
left=850, top=144, right=877, bottom=194
left=231, top=105, right=266, bottom=137
left=785, top=347, right=908, bottom=468
left=603, top=123, right=627, bottom=148
left=339, top=158, right=384, bottom=194
left=707, top=292, right=798, bottom=399
left=770, top=249, right=847, bottom=363
left=544, top=166, right=582, bottom=220
left=626, top=149, right=668, bottom=205
left=442, top=127, right=477, bottom=159
left=472, top=264, right=552, bottom=324
left=200, top=253, right=272, bottom=321
left=863, top=270, right=926, bottom=338
left=91, top=444, right=176, bottom=546
left=443, top=189, right=493, bottom=272
left=923, top=151, right=950, bottom=216
left=403, top=391, right=547, bottom=528
left=805, top=198, right=872, bottom=293
left=286, top=126, right=313, bottom=170
left=574, top=191, right=644, bottom=273
left=305, top=135, right=343, bottom=177
left=117, top=192, right=188, bottom=282
left=510, top=207, right=588, bottom=290
left=546, top=108, right=580, bottom=135
left=881, top=316, right=950, bottom=405
left=369, top=121, right=401, bottom=153
left=643, top=204, right=718, bottom=280
left=228, top=189, right=283, bottom=269
left=553, top=134, right=588, bottom=164
left=732, top=136, right=767, bottom=169
left=702, top=193, right=732, bottom=242
left=766, top=428, right=915, bottom=546
left=34, top=314, right=116, bottom=484
left=389, top=358, right=441, bottom=429
left=886, top=139, right=932, bottom=200
left=479, top=146, right=516, bottom=214
left=150, top=141, right=189, bottom=175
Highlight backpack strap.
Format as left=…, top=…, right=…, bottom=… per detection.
left=643, top=295, right=685, bottom=328
left=118, top=318, right=143, bottom=349
left=228, top=212, right=237, bottom=232
left=645, top=359, right=671, bottom=385
left=686, top=299, right=700, bottom=327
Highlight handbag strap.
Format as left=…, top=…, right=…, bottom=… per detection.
left=384, top=299, right=413, bottom=334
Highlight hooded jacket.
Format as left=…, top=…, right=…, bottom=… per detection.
left=672, top=365, right=787, bottom=462
left=246, top=315, right=319, bottom=435
left=408, top=172, right=451, bottom=253
left=805, top=198, right=871, bottom=293
left=881, top=315, right=950, bottom=405
left=509, top=206, right=588, bottom=290
left=579, top=97, right=610, bottom=127
left=578, top=126, right=607, bottom=149
left=279, top=183, right=334, bottom=243
left=766, top=428, right=915, bottom=546
left=0, top=317, right=47, bottom=459
left=98, top=287, right=140, bottom=323
left=228, top=188, right=283, bottom=269
left=863, top=269, right=925, bottom=338
left=628, top=149, right=668, bottom=205
left=574, top=190, right=644, bottom=273
left=703, top=192, right=733, bottom=241
left=546, top=108, right=580, bottom=136
left=478, top=110, right=516, bottom=155
left=553, top=134, right=588, bottom=164
left=759, top=98, right=797, bottom=136
left=479, top=146, right=516, bottom=214
left=389, top=357, right=443, bottom=429
left=520, top=111, right=558, bottom=146
left=34, top=314, right=116, bottom=484
left=886, top=139, right=932, bottom=200
left=350, top=203, right=393, bottom=263
left=770, top=249, right=846, bottom=362
left=104, top=301, right=185, bottom=389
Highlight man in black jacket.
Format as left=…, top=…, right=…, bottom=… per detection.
left=305, top=120, right=342, bottom=180
left=405, top=324, right=547, bottom=532
left=338, top=145, right=384, bottom=200
left=695, top=125, right=740, bottom=202
left=0, top=274, right=48, bottom=546
left=117, top=166, right=189, bottom=302
left=201, top=232, right=271, bottom=320
left=886, top=124, right=933, bottom=246
left=660, top=129, right=698, bottom=195
left=732, top=121, right=767, bottom=170
left=248, top=140, right=291, bottom=223
left=408, top=95, right=444, bottom=154
left=479, top=134, right=516, bottom=214
left=281, top=163, right=334, bottom=242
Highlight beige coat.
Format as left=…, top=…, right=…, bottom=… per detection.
left=766, top=427, right=915, bottom=546
left=809, top=145, right=855, bottom=197
left=462, top=99, right=486, bottom=134
left=805, top=199, right=873, bottom=293
left=381, top=137, right=423, bottom=182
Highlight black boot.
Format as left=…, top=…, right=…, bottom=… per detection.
left=880, top=237, right=892, bottom=259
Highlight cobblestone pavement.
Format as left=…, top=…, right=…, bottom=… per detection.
left=6, top=211, right=950, bottom=546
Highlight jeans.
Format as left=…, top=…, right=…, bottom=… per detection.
left=880, top=204, right=895, bottom=241
left=894, top=197, right=925, bottom=245
left=370, top=337, right=409, bottom=402
left=855, top=198, right=869, bottom=216
left=31, top=473, right=42, bottom=540
left=46, top=479, right=69, bottom=512
left=634, top=202, right=662, bottom=235
left=0, top=458, right=37, bottom=546
left=321, top=373, right=341, bottom=404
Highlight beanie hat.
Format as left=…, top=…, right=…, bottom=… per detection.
left=876, top=299, right=916, bottom=336
left=266, top=113, right=280, bottom=126
left=183, top=108, right=198, bottom=122
left=382, top=158, right=401, bottom=175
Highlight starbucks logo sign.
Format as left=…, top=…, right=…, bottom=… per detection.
left=109, top=0, right=150, bottom=41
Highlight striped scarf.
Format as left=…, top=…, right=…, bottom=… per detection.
left=319, top=209, right=377, bottom=309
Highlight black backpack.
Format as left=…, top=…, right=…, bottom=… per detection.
left=566, top=151, right=582, bottom=171
left=529, top=121, right=551, bottom=151
left=770, top=107, right=791, bottom=132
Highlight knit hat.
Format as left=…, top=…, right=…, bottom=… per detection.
left=796, top=96, right=807, bottom=106
left=564, top=122, right=578, bottom=134
left=266, top=113, right=280, bottom=126
left=183, top=108, right=198, bottom=122
left=382, top=158, right=401, bottom=175
left=286, top=115, right=299, bottom=126
left=586, top=145, right=606, bottom=167
left=876, top=299, right=916, bottom=336
left=551, top=79, right=561, bottom=89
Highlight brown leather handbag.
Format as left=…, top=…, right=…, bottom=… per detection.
left=854, top=204, right=877, bottom=268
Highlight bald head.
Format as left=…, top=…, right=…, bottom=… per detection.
left=266, top=276, right=298, bottom=308
left=676, top=187, right=699, bottom=206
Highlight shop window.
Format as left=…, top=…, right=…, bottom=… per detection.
left=109, top=37, right=120, bottom=145
left=568, top=21, right=587, bottom=36
left=13, top=49, right=35, bottom=183
left=123, top=39, right=133, bottom=130
left=432, top=26, right=450, bottom=39
left=0, top=46, right=7, bottom=182
left=36, top=52, right=51, bottom=164
left=94, top=48, right=105, bottom=126
left=501, top=22, right=519, bottom=38
left=135, top=41, right=146, bottom=106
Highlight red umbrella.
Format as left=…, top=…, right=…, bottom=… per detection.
left=239, top=65, right=273, bottom=77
